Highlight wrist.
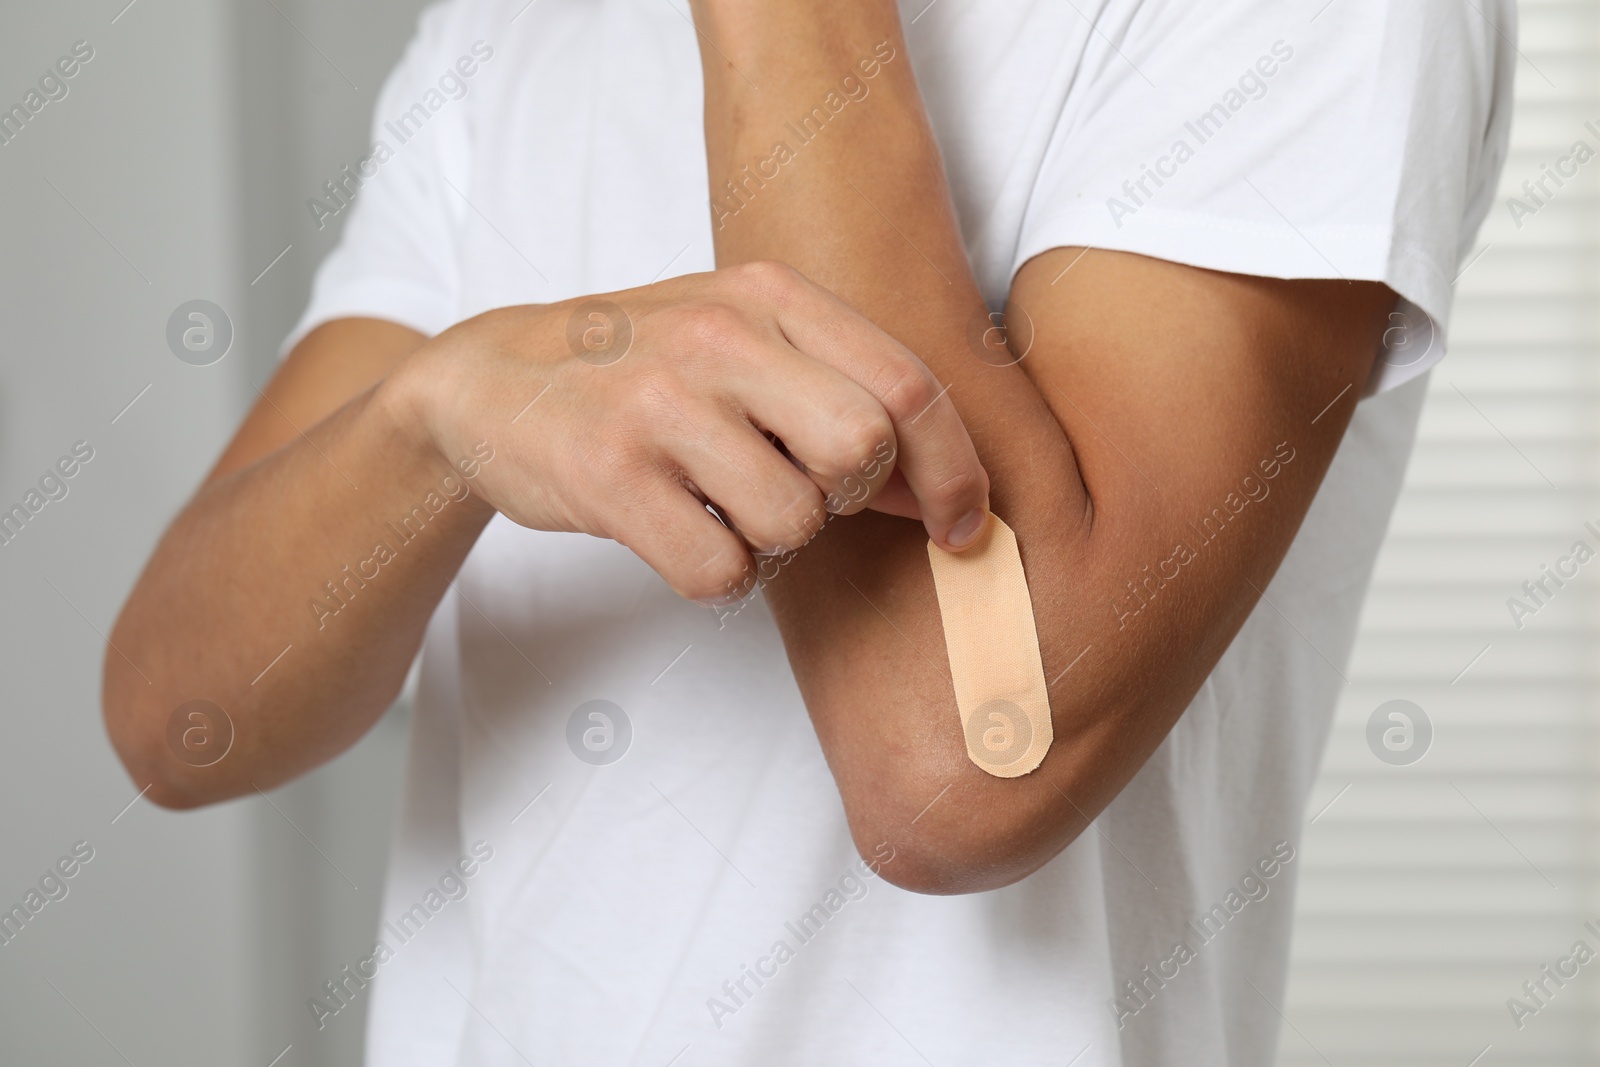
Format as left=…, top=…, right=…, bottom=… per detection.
left=372, top=341, right=497, bottom=520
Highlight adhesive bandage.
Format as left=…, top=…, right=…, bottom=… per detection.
left=926, top=515, right=1053, bottom=778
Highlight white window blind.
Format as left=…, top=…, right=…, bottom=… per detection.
left=1279, top=2, right=1600, bottom=1064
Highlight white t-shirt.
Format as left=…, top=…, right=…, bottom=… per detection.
left=287, top=1, right=1513, bottom=1063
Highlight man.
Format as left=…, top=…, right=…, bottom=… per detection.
left=104, top=0, right=1513, bottom=1062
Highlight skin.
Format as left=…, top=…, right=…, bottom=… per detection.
left=689, top=0, right=1397, bottom=892
left=104, top=2, right=1397, bottom=902
left=103, top=274, right=989, bottom=808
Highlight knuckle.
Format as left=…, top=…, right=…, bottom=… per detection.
left=928, top=464, right=989, bottom=509
left=873, top=363, right=940, bottom=424
left=735, top=513, right=789, bottom=556
left=583, top=432, right=652, bottom=489
left=730, top=259, right=803, bottom=302
left=787, top=498, right=834, bottom=547
left=741, top=532, right=792, bottom=559
left=678, top=549, right=754, bottom=605
left=670, top=302, right=748, bottom=354
left=628, top=367, right=705, bottom=429
left=838, top=411, right=895, bottom=470
left=751, top=493, right=829, bottom=555
left=824, top=472, right=873, bottom=514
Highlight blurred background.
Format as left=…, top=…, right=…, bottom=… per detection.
left=0, top=1, right=1593, bottom=1065
left=0, top=2, right=430, bottom=1065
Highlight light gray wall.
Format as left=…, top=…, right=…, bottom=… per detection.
left=233, top=1, right=432, bottom=1061
left=0, top=1, right=428, bottom=1064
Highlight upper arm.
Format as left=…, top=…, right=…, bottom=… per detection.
left=205, top=317, right=426, bottom=484
left=765, top=247, right=1395, bottom=894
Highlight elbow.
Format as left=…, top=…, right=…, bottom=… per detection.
left=101, top=645, right=217, bottom=812
left=102, top=695, right=206, bottom=811
left=837, top=751, right=1084, bottom=896
left=847, top=810, right=1072, bottom=896
left=103, top=711, right=219, bottom=811
left=138, top=778, right=212, bottom=812
left=855, top=840, right=1027, bottom=897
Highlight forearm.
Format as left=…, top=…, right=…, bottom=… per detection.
left=693, top=3, right=983, bottom=342
left=106, top=378, right=493, bottom=808
left=693, top=0, right=1099, bottom=879
left=692, top=0, right=1086, bottom=555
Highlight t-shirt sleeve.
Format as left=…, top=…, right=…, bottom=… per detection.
left=280, top=0, right=471, bottom=356
left=1011, top=0, right=1516, bottom=394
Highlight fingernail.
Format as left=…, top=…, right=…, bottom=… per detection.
left=947, top=508, right=988, bottom=548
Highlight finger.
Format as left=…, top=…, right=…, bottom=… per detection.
left=666, top=407, right=832, bottom=556
left=865, top=467, right=921, bottom=521
left=871, top=369, right=990, bottom=550
left=720, top=337, right=900, bottom=519
left=608, top=475, right=759, bottom=606
left=751, top=266, right=991, bottom=549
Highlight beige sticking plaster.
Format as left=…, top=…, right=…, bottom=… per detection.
left=926, top=515, right=1053, bottom=778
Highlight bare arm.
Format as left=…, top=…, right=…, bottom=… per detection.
left=692, top=0, right=1394, bottom=892
left=105, top=318, right=492, bottom=807
left=106, top=270, right=989, bottom=808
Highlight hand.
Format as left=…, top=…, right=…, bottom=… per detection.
left=383, top=260, right=990, bottom=603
